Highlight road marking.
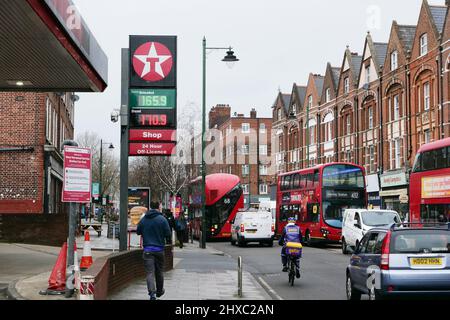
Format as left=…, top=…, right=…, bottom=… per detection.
left=258, top=276, right=283, bottom=300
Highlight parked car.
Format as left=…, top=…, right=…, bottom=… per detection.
left=230, top=209, right=275, bottom=247
left=346, top=223, right=450, bottom=300
left=342, top=209, right=401, bottom=254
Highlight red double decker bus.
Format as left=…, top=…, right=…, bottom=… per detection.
left=410, top=138, right=450, bottom=224
left=188, top=174, right=244, bottom=240
left=276, top=163, right=367, bottom=245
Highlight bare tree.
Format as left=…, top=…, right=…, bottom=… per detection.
left=76, top=131, right=120, bottom=202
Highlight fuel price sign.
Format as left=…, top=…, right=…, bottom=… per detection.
left=129, top=89, right=176, bottom=109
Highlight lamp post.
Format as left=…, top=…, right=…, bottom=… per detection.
left=201, top=37, right=239, bottom=249
left=99, top=140, right=114, bottom=207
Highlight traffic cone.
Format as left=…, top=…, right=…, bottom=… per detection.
left=80, top=232, right=93, bottom=271
left=41, top=242, right=68, bottom=295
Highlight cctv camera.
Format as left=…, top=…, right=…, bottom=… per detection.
left=111, top=111, right=119, bottom=123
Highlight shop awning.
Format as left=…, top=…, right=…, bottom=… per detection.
left=0, top=0, right=107, bottom=92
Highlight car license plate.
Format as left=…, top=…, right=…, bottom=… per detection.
left=289, top=249, right=299, bottom=254
left=246, top=230, right=257, bottom=234
left=411, top=258, right=443, bottom=266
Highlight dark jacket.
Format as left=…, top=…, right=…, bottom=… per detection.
left=137, top=209, right=171, bottom=248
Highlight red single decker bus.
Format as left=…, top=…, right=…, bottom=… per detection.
left=189, top=174, right=244, bottom=240
left=276, top=163, right=367, bottom=245
left=410, top=137, right=450, bottom=224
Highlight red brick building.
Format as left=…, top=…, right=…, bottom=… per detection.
left=271, top=0, right=449, bottom=217
left=0, top=92, right=75, bottom=214
left=207, top=105, right=274, bottom=205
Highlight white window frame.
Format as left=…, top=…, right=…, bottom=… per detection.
left=424, top=129, right=431, bottom=144
left=394, top=95, right=400, bottom=120
left=259, top=123, right=266, bottom=133
left=365, top=65, right=371, bottom=84
left=369, top=145, right=375, bottom=173
left=259, top=145, right=268, bottom=156
left=326, top=88, right=331, bottom=103
left=292, top=104, right=297, bottom=116
left=391, top=51, right=398, bottom=71
left=259, top=184, right=268, bottom=195
left=368, top=107, right=373, bottom=129
left=242, top=123, right=250, bottom=133
left=346, top=115, right=351, bottom=136
left=420, top=34, right=428, bottom=56
left=309, top=125, right=315, bottom=145
left=243, top=184, right=249, bottom=195
left=308, top=95, right=313, bottom=109
left=242, top=165, right=250, bottom=176
left=344, top=77, right=350, bottom=94
left=260, top=165, right=268, bottom=176
left=241, top=145, right=249, bottom=155
left=394, top=139, right=401, bottom=169
left=424, top=82, right=430, bottom=111
left=278, top=109, right=282, bottom=121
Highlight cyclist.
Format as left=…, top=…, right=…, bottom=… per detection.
left=279, top=217, right=303, bottom=278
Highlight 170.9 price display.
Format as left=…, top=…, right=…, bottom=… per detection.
left=130, top=109, right=175, bottom=128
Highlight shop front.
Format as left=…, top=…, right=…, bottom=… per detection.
left=379, top=171, right=409, bottom=220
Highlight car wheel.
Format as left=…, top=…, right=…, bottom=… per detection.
left=346, top=274, right=361, bottom=301
left=238, top=236, right=246, bottom=247
left=342, top=238, right=348, bottom=254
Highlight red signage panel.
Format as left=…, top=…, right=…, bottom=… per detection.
left=62, top=147, right=92, bottom=203
left=129, top=129, right=177, bottom=142
left=129, top=142, right=177, bottom=156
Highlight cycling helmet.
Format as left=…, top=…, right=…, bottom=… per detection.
left=288, top=217, right=296, bottom=223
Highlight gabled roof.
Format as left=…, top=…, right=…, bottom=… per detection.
left=331, top=67, right=341, bottom=89
left=281, top=94, right=291, bottom=113
left=350, top=54, right=363, bottom=82
left=272, top=92, right=291, bottom=115
left=373, top=42, right=388, bottom=69
left=313, top=75, right=325, bottom=98
left=397, top=24, right=417, bottom=52
left=429, top=5, right=447, bottom=34
left=296, top=85, right=307, bottom=107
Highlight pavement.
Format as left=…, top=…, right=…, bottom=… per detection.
left=109, top=242, right=272, bottom=300
left=0, top=219, right=272, bottom=301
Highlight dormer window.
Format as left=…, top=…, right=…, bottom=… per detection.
left=420, top=34, right=428, bottom=56
left=326, top=88, right=331, bottom=103
left=292, top=104, right=297, bottom=116
left=308, top=95, right=313, bottom=109
left=344, top=77, right=350, bottom=94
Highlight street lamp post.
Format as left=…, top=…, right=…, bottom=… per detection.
left=201, top=37, right=239, bottom=249
left=99, top=139, right=114, bottom=209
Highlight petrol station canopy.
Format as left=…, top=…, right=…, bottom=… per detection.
left=0, top=0, right=108, bottom=92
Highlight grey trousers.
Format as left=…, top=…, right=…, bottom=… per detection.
left=143, top=251, right=165, bottom=294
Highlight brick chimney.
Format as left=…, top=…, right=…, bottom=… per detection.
left=250, top=108, right=257, bottom=119
left=209, top=104, right=231, bottom=129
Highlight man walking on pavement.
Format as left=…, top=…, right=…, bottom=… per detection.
left=137, top=200, right=172, bottom=300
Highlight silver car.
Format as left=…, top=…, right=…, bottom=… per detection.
left=346, top=223, right=450, bottom=300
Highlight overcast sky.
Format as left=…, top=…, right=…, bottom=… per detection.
left=72, top=0, right=439, bottom=154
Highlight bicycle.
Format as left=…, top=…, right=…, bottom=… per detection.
left=285, top=242, right=303, bottom=287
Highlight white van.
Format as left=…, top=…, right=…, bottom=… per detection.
left=341, top=209, right=401, bottom=254
left=230, top=209, right=275, bottom=247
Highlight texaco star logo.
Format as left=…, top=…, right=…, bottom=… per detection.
left=132, top=42, right=173, bottom=82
